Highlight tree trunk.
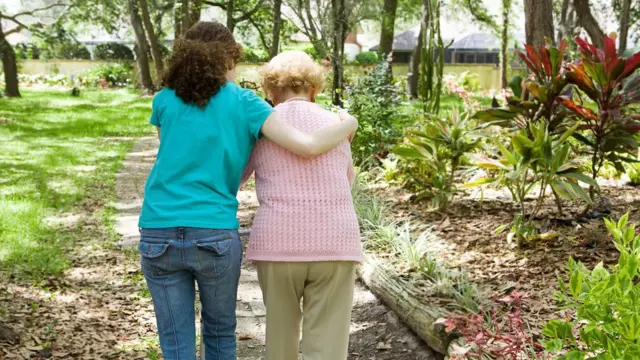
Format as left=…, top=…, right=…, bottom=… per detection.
left=0, top=38, right=20, bottom=97
left=128, top=0, right=155, bottom=92
left=500, top=0, right=510, bottom=89
left=227, top=0, right=236, bottom=33
left=269, top=0, right=283, bottom=59
left=358, top=254, right=455, bottom=355
left=379, top=0, right=399, bottom=59
left=191, top=0, right=202, bottom=25
left=619, top=0, right=631, bottom=54
left=174, top=6, right=183, bottom=38
left=139, top=0, right=164, bottom=80
left=181, top=0, right=192, bottom=33
left=331, top=0, right=345, bottom=106
left=408, top=25, right=423, bottom=99
left=557, top=0, right=575, bottom=43
left=573, top=0, right=604, bottom=49
left=524, top=0, right=554, bottom=47
left=0, top=19, right=19, bottom=98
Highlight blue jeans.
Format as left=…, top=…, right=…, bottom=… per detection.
left=139, top=227, right=242, bottom=360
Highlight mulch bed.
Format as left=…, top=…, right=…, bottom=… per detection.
left=378, top=184, right=638, bottom=335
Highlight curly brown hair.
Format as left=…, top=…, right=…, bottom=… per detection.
left=162, top=22, right=243, bottom=107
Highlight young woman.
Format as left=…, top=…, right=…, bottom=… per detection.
left=241, top=50, right=362, bottom=360
left=137, top=23, right=358, bottom=360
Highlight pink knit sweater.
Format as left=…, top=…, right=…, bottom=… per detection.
left=241, top=100, right=362, bottom=262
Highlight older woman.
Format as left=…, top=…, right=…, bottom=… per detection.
left=241, top=50, right=362, bottom=360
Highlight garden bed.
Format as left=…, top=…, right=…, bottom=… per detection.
left=376, top=183, right=632, bottom=336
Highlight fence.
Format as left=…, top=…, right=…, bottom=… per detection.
left=17, top=60, right=505, bottom=90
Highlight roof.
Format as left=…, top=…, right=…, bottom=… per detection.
left=449, top=32, right=526, bottom=50
left=370, top=28, right=526, bottom=52
left=370, top=26, right=419, bottom=52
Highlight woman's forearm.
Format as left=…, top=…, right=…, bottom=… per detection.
left=260, top=112, right=357, bottom=157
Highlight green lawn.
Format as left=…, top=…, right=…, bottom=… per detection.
left=0, top=89, right=152, bottom=279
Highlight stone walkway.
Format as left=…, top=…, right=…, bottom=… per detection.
left=115, top=136, right=437, bottom=360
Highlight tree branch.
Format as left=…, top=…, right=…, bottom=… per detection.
left=573, top=0, right=604, bottom=48
left=3, top=2, right=69, bottom=22
left=202, top=0, right=227, bottom=9
left=233, top=0, right=265, bottom=24
left=248, top=17, right=269, bottom=51
left=5, top=24, right=25, bottom=36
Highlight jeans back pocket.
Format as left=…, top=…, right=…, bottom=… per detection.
left=139, top=240, right=170, bottom=277
left=195, top=231, right=234, bottom=278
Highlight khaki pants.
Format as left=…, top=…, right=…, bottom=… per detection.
left=257, top=261, right=356, bottom=360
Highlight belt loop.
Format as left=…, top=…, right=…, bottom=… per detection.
left=179, top=227, right=184, bottom=241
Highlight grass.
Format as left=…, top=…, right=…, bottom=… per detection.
left=0, top=88, right=153, bottom=279
left=352, top=168, right=483, bottom=312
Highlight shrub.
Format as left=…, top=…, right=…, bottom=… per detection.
left=355, top=51, right=379, bottom=65
left=15, top=43, right=41, bottom=60
left=242, top=46, right=269, bottom=63
left=302, top=45, right=322, bottom=61
left=78, top=63, right=133, bottom=88
left=561, top=35, right=640, bottom=192
left=41, top=41, right=91, bottom=60
left=543, top=213, right=640, bottom=359
left=94, top=42, right=135, bottom=61
left=393, top=110, right=481, bottom=209
left=628, top=163, right=640, bottom=185
left=345, top=60, right=410, bottom=165
left=465, top=123, right=596, bottom=245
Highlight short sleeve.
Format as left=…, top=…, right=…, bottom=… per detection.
left=241, top=88, right=275, bottom=140
left=149, top=91, right=164, bottom=126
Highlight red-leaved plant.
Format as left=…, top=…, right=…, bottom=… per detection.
left=559, top=35, right=640, bottom=193
left=474, top=39, right=572, bottom=134
left=444, top=292, right=546, bottom=360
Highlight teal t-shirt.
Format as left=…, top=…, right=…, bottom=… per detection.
left=138, top=82, right=274, bottom=229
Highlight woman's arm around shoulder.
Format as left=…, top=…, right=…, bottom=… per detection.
left=260, top=111, right=358, bottom=158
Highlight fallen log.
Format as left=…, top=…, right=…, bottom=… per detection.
left=358, top=254, right=456, bottom=355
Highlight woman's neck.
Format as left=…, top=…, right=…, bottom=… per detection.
left=278, top=91, right=312, bottom=105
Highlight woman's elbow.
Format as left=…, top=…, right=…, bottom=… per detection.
left=296, top=140, right=321, bottom=157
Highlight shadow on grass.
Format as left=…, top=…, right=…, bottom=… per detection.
left=0, top=89, right=153, bottom=279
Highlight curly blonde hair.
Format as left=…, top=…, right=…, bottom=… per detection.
left=261, top=50, right=325, bottom=100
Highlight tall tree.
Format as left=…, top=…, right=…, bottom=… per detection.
left=618, top=0, right=632, bottom=54
left=139, top=0, right=164, bottom=79
left=284, top=0, right=376, bottom=60
left=573, top=0, right=604, bottom=48
left=127, top=0, right=155, bottom=92
left=331, top=0, right=346, bottom=106
left=270, top=0, right=282, bottom=58
left=556, top=0, right=578, bottom=43
left=379, top=0, right=399, bottom=57
left=0, top=2, right=69, bottom=97
left=524, top=0, right=554, bottom=47
left=203, top=0, right=266, bottom=33
left=499, top=0, right=511, bottom=89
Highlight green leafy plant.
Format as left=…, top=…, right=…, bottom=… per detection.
left=393, top=110, right=480, bottom=209
left=560, top=35, right=640, bottom=195
left=40, top=40, right=91, bottom=60
left=79, top=64, right=133, bottom=88
left=346, top=60, right=410, bottom=165
left=465, top=123, right=596, bottom=244
left=93, top=42, right=135, bottom=61
left=355, top=51, right=379, bottom=65
left=627, top=163, right=640, bottom=185
left=242, top=46, right=269, bottom=63
left=543, top=213, right=640, bottom=359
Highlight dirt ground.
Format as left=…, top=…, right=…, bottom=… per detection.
left=0, top=136, right=438, bottom=359
left=380, top=182, right=631, bottom=336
